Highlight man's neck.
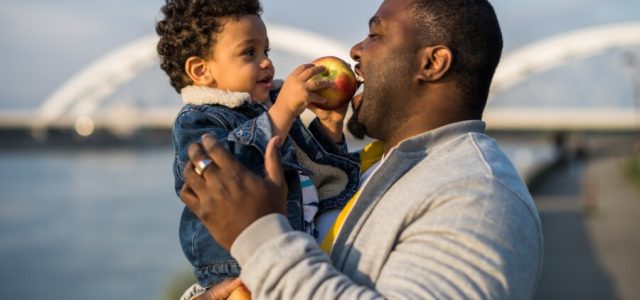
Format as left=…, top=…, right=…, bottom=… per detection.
left=381, top=114, right=479, bottom=156
left=378, top=86, right=482, bottom=155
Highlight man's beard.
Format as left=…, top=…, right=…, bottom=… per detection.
left=347, top=112, right=367, bottom=140
left=346, top=51, right=413, bottom=141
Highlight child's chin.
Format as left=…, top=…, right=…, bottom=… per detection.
left=252, top=94, right=270, bottom=104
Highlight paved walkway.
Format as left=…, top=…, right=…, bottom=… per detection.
left=582, top=157, right=640, bottom=300
left=532, top=156, right=640, bottom=300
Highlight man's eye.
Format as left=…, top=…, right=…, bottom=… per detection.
left=368, top=33, right=379, bottom=39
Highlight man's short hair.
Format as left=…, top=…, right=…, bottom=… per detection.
left=411, top=0, right=503, bottom=116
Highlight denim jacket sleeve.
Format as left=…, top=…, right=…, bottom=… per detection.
left=307, top=118, right=348, bottom=155
left=172, top=105, right=275, bottom=195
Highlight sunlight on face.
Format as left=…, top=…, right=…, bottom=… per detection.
left=205, top=15, right=275, bottom=103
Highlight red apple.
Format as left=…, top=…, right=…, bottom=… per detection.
left=309, top=56, right=358, bottom=110
left=228, top=284, right=251, bottom=300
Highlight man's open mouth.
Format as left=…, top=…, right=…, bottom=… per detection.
left=354, top=64, right=364, bottom=84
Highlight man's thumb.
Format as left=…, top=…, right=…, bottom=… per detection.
left=264, top=137, right=285, bottom=186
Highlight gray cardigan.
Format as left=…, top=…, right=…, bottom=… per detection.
left=231, top=120, right=543, bottom=299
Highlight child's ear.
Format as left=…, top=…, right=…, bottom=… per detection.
left=185, top=56, right=216, bottom=86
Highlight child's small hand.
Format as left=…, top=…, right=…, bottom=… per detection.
left=308, top=99, right=350, bottom=125
left=307, top=94, right=355, bottom=143
left=268, top=64, right=333, bottom=143
left=275, top=64, right=333, bottom=117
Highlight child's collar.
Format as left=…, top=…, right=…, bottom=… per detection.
left=180, top=80, right=283, bottom=108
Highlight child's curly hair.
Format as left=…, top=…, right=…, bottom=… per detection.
left=156, top=0, right=263, bottom=93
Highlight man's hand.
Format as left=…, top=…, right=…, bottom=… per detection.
left=180, top=134, right=287, bottom=250
left=193, top=278, right=244, bottom=300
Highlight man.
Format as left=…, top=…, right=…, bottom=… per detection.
left=181, top=0, right=543, bottom=299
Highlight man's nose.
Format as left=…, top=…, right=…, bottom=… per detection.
left=350, top=41, right=363, bottom=62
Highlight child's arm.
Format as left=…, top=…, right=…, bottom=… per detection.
left=172, top=108, right=269, bottom=196
left=268, top=64, right=333, bottom=143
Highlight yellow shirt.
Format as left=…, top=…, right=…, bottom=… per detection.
left=320, top=140, right=384, bottom=254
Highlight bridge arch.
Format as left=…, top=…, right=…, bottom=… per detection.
left=36, top=23, right=353, bottom=127
left=490, top=22, right=640, bottom=97
left=37, top=22, right=640, bottom=130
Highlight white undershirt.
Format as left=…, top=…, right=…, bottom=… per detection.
left=299, top=173, right=320, bottom=235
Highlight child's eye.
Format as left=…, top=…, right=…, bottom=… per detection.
left=264, top=47, right=271, bottom=56
left=243, top=48, right=255, bottom=56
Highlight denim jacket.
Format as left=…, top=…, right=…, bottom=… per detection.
left=172, top=83, right=360, bottom=288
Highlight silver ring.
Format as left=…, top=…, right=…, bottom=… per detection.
left=194, top=159, right=212, bottom=176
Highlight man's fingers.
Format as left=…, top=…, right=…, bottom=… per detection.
left=187, top=142, right=218, bottom=176
left=182, top=160, right=208, bottom=201
left=201, top=134, right=242, bottom=173
left=187, top=142, right=206, bottom=163
left=183, top=160, right=218, bottom=206
left=197, top=278, right=243, bottom=300
left=183, top=161, right=206, bottom=189
left=179, top=183, right=199, bottom=210
left=264, top=137, right=285, bottom=186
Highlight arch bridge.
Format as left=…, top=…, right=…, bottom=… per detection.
left=1, top=22, right=639, bottom=135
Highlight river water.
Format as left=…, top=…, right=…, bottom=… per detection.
left=0, top=135, right=556, bottom=299
left=0, top=147, right=187, bottom=300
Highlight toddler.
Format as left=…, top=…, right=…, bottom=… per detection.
left=155, top=0, right=360, bottom=297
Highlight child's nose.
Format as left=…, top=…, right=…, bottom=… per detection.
left=260, top=57, right=273, bottom=69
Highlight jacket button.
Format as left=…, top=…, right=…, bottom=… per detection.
left=236, top=130, right=243, bottom=137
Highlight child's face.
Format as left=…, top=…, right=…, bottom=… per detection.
left=206, top=15, right=274, bottom=103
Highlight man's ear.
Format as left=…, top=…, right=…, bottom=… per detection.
left=185, top=56, right=216, bottom=86
left=416, top=45, right=452, bottom=82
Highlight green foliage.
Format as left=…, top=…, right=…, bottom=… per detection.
left=162, top=268, right=197, bottom=300
left=625, top=155, right=640, bottom=188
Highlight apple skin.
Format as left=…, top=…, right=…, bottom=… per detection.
left=309, top=56, right=358, bottom=110
left=227, top=284, right=251, bottom=300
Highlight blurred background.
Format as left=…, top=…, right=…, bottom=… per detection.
left=1, top=0, right=639, bottom=299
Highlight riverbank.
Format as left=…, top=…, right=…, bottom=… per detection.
left=581, top=156, right=640, bottom=300
left=533, top=155, right=640, bottom=300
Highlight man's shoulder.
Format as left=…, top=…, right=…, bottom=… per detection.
left=389, top=131, right=543, bottom=248
left=404, top=131, right=535, bottom=210
left=426, top=131, right=512, bottom=178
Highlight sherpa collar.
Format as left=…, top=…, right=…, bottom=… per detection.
left=180, top=80, right=283, bottom=108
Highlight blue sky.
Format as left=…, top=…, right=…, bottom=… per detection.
left=1, top=0, right=639, bottom=108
